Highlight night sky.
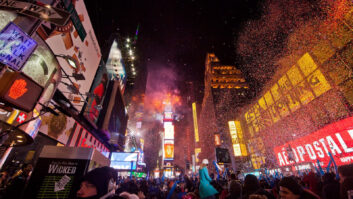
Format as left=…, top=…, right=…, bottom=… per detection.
left=84, top=0, right=263, bottom=84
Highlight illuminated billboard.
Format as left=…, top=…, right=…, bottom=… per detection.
left=106, top=40, right=126, bottom=93
left=43, top=0, right=101, bottom=112
left=164, top=140, right=174, bottom=160
left=164, top=111, right=173, bottom=121
left=83, top=63, right=108, bottom=124
left=274, top=116, right=353, bottom=167
left=192, top=102, right=199, bottom=142
left=228, top=121, right=247, bottom=156
left=111, top=152, right=138, bottom=162
left=164, top=122, right=174, bottom=139
left=195, top=148, right=201, bottom=162
left=244, top=53, right=331, bottom=136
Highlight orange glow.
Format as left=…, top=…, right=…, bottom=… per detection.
left=8, top=79, right=28, bottom=100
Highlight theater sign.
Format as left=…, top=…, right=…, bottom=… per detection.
left=274, top=116, right=353, bottom=167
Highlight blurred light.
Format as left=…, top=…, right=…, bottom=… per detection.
left=131, top=64, right=134, bottom=66
left=127, top=38, right=130, bottom=42
left=131, top=56, right=135, bottom=60
left=126, top=44, right=129, bottom=48
left=16, top=135, right=23, bottom=138
left=129, top=50, right=133, bottom=56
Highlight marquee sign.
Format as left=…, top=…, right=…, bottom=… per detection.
left=0, top=22, right=37, bottom=71
left=274, top=116, right=353, bottom=167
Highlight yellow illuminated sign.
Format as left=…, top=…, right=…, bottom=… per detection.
left=228, top=121, right=247, bottom=157
left=195, top=148, right=201, bottom=162
left=244, top=53, right=332, bottom=134
left=192, top=102, right=199, bottom=142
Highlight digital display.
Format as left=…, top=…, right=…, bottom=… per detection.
left=110, top=152, right=138, bottom=162
left=164, top=122, right=174, bottom=139
left=164, top=140, right=174, bottom=160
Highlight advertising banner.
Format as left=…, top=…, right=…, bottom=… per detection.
left=110, top=152, right=138, bottom=170
left=274, top=116, right=353, bottom=167
left=83, top=63, right=108, bottom=124
left=164, top=122, right=174, bottom=139
left=164, top=140, right=174, bottom=160
left=67, top=122, right=110, bottom=157
left=43, top=0, right=101, bottom=112
left=39, top=112, right=76, bottom=145
left=25, top=157, right=89, bottom=199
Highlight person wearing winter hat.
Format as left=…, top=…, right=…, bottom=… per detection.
left=278, top=177, right=319, bottom=199
left=76, top=166, right=118, bottom=199
left=198, top=159, right=218, bottom=199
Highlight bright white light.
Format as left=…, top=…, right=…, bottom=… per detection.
left=126, top=44, right=129, bottom=48
left=129, top=50, right=133, bottom=56
left=127, top=38, right=130, bottom=42
left=131, top=64, right=134, bottom=66
left=132, top=72, right=136, bottom=75
left=131, top=56, right=135, bottom=60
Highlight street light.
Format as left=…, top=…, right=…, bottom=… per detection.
left=55, top=54, right=80, bottom=69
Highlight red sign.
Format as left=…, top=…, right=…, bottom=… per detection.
left=0, top=72, right=43, bottom=112
left=274, top=116, right=353, bottom=167
left=16, top=112, right=27, bottom=124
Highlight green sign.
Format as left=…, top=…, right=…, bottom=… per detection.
left=130, top=172, right=146, bottom=178
left=63, top=1, right=86, bottom=41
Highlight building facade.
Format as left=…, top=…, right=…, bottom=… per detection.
left=197, top=53, right=249, bottom=170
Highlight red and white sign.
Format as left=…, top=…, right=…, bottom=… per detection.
left=274, top=116, right=353, bottom=167
left=67, top=122, right=110, bottom=157
left=16, top=112, right=27, bottom=123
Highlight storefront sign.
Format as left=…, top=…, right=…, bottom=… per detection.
left=0, top=0, right=70, bottom=26
left=0, top=22, right=37, bottom=71
left=274, top=116, right=353, bottom=167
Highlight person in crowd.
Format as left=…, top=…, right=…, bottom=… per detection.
left=303, top=171, right=321, bottom=196
left=228, top=173, right=242, bottom=199
left=338, top=163, right=353, bottom=199
left=242, top=174, right=275, bottom=199
left=76, top=166, right=117, bottom=199
left=199, top=159, right=218, bottom=199
left=321, top=172, right=340, bottom=199
left=278, top=176, right=319, bottom=199
left=2, top=163, right=32, bottom=199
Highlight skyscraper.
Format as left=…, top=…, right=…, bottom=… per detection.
left=198, top=53, right=249, bottom=169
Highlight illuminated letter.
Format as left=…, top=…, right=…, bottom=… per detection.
left=305, top=144, right=317, bottom=160
left=336, top=131, right=353, bottom=153
left=296, top=146, right=306, bottom=161
left=313, top=141, right=324, bottom=158
left=319, top=138, right=329, bottom=155
left=326, top=136, right=342, bottom=155
left=278, top=153, right=285, bottom=166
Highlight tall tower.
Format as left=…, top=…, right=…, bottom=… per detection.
left=198, top=53, right=249, bottom=170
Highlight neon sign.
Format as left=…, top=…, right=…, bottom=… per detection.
left=0, top=22, right=37, bottom=71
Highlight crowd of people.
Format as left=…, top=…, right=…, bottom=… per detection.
left=0, top=160, right=352, bottom=199
left=74, top=159, right=353, bottom=199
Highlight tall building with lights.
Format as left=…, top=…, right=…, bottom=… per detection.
left=198, top=53, right=249, bottom=170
